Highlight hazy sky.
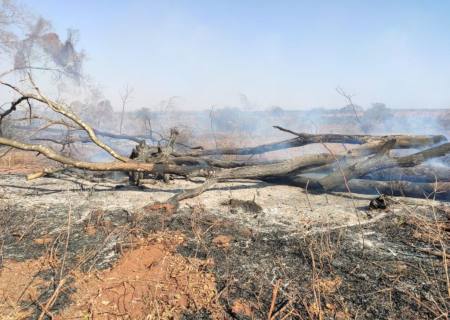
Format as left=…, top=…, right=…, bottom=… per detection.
left=26, top=0, right=450, bottom=110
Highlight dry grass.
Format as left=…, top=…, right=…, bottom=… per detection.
left=0, top=150, right=51, bottom=174
left=0, top=257, right=49, bottom=319
left=0, top=229, right=223, bottom=319
left=1, top=195, right=449, bottom=319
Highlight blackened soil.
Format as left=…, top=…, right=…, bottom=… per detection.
left=168, top=207, right=449, bottom=319
left=1, top=197, right=448, bottom=319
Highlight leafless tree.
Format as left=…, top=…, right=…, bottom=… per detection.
left=119, top=84, right=133, bottom=134
left=0, top=1, right=84, bottom=81
left=336, top=87, right=365, bottom=132
left=136, top=107, right=153, bottom=138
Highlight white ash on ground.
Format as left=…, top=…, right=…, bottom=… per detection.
left=0, top=173, right=390, bottom=235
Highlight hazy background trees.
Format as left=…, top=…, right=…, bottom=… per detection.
left=0, top=0, right=84, bottom=79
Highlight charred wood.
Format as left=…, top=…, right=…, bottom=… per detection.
left=273, top=125, right=447, bottom=149
left=362, top=165, right=450, bottom=183
left=280, top=175, right=450, bottom=200
left=178, top=131, right=446, bottom=157
left=317, top=142, right=450, bottom=191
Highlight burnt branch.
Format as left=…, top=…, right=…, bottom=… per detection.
left=272, top=125, right=446, bottom=149
left=363, top=166, right=450, bottom=183
left=177, top=129, right=445, bottom=157
left=318, top=142, right=450, bottom=191
left=1, top=78, right=449, bottom=201
left=0, top=95, right=29, bottom=134
left=0, top=136, right=202, bottom=181
left=1, top=78, right=129, bottom=162
left=287, top=176, right=450, bottom=200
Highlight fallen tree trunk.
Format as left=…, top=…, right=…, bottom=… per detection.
left=178, top=133, right=446, bottom=157
left=0, top=136, right=153, bottom=172
left=342, top=179, right=450, bottom=199
left=5, top=133, right=449, bottom=200
left=3, top=77, right=449, bottom=202
left=212, top=153, right=336, bottom=179
left=179, top=141, right=391, bottom=180
left=171, top=156, right=279, bottom=168
left=31, top=126, right=445, bottom=157
left=317, top=142, right=450, bottom=190
left=272, top=126, right=447, bottom=149
left=0, top=137, right=367, bottom=182
left=284, top=175, right=450, bottom=200
left=0, top=136, right=206, bottom=179
left=362, top=165, right=450, bottom=183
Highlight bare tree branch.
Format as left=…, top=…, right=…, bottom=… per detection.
left=336, top=86, right=364, bottom=131
left=1, top=78, right=130, bottom=162
left=119, top=84, right=133, bottom=134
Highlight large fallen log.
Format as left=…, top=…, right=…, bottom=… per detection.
left=317, top=142, right=450, bottom=191
left=197, top=140, right=398, bottom=180
left=3, top=77, right=449, bottom=202
left=284, top=175, right=450, bottom=200
left=4, top=131, right=450, bottom=200
left=342, top=179, right=450, bottom=199
left=163, top=140, right=450, bottom=201
left=137, top=139, right=393, bottom=181
left=212, top=153, right=336, bottom=179
left=0, top=136, right=373, bottom=183
left=177, top=132, right=446, bottom=157
left=0, top=136, right=209, bottom=180
left=29, top=126, right=445, bottom=158
left=362, top=165, right=450, bottom=183
left=272, top=126, right=447, bottom=148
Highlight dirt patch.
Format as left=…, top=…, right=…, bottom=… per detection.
left=0, top=232, right=223, bottom=319
left=0, top=257, right=49, bottom=319
left=60, top=232, right=222, bottom=319
left=212, top=235, right=233, bottom=249
left=231, top=299, right=253, bottom=317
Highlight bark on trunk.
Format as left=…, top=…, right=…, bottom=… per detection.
left=277, top=175, right=450, bottom=200
left=178, top=133, right=446, bottom=157
left=318, top=142, right=450, bottom=191
left=362, top=165, right=450, bottom=183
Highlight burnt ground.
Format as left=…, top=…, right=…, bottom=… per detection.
left=0, top=172, right=449, bottom=319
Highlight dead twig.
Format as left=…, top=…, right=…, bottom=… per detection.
left=268, top=279, right=281, bottom=320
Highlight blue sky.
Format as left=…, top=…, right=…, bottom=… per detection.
left=26, top=0, right=450, bottom=110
